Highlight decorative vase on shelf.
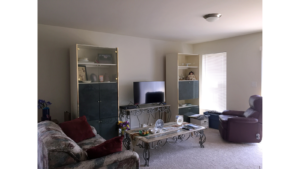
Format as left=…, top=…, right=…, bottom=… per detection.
left=42, top=107, right=51, bottom=121
left=90, top=73, right=97, bottom=82
left=104, top=73, right=110, bottom=82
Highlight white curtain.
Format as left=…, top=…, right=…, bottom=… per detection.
left=201, top=52, right=227, bottom=112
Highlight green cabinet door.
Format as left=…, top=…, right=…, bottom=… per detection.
left=79, top=83, right=118, bottom=140
left=179, top=108, right=188, bottom=116
left=99, top=117, right=118, bottom=140
left=179, top=81, right=199, bottom=100
left=179, top=106, right=199, bottom=122
left=87, top=120, right=100, bottom=135
left=79, top=84, right=100, bottom=121
left=99, top=83, right=118, bottom=118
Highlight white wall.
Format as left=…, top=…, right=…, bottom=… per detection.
left=193, top=32, right=262, bottom=111
left=38, top=24, right=192, bottom=127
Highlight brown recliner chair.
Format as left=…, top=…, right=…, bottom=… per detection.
left=219, top=95, right=262, bottom=143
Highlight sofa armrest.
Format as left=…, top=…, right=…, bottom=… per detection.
left=227, top=117, right=262, bottom=143
left=38, top=136, right=47, bottom=169
left=228, top=117, right=258, bottom=123
left=222, top=110, right=244, bottom=117
left=57, top=150, right=139, bottom=169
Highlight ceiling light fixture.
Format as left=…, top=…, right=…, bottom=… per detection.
left=203, top=13, right=222, bottom=22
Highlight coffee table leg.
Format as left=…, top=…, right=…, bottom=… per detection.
left=143, top=142, right=150, bottom=166
left=199, top=130, right=206, bottom=148
left=123, top=133, right=131, bottom=150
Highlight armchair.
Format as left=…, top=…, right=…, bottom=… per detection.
left=219, top=95, right=262, bottom=143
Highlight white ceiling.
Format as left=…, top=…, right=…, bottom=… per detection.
left=38, top=0, right=262, bottom=44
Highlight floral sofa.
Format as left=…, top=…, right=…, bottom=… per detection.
left=38, top=121, right=139, bottom=169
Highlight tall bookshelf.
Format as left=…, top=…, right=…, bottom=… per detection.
left=166, top=53, right=201, bottom=122
left=70, top=44, right=119, bottom=139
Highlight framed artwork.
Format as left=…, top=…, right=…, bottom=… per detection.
left=95, top=54, right=113, bottom=63
left=78, top=65, right=88, bottom=81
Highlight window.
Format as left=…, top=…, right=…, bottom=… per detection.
left=201, top=52, right=227, bottom=112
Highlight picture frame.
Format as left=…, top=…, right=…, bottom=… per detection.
left=78, top=65, right=88, bottom=81
left=95, top=54, right=113, bottom=63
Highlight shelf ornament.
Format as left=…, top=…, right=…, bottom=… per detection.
left=187, top=71, right=196, bottom=80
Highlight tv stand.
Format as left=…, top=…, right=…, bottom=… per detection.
left=119, top=105, right=171, bottom=128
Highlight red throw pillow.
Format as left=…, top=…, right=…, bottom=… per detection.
left=59, top=116, right=95, bottom=143
left=87, top=136, right=124, bottom=159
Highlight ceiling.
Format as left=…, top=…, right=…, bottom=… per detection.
left=38, top=0, right=262, bottom=44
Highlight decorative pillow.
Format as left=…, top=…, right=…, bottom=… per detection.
left=86, top=136, right=124, bottom=159
left=59, top=116, right=95, bottom=143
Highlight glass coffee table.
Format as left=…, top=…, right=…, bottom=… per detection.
left=123, top=122, right=206, bottom=167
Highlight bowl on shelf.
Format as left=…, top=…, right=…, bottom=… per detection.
left=78, top=58, right=94, bottom=64
left=82, top=81, right=91, bottom=83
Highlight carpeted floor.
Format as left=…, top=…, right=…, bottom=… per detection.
left=125, top=128, right=262, bottom=169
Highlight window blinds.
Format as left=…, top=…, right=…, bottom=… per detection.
left=201, top=52, right=227, bottom=112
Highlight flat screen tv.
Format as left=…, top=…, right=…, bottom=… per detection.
left=134, top=81, right=165, bottom=105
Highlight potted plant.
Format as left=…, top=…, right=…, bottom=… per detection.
left=38, top=99, right=52, bottom=121
left=118, top=121, right=130, bottom=135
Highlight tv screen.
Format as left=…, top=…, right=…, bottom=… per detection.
left=134, top=81, right=165, bottom=105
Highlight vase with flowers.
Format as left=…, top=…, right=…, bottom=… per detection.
left=118, top=121, right=130, bottom=135
left=38, top=99, right=52, bottom=121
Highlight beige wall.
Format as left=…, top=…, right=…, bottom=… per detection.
left=193, top=32, right=262, bottom=112
left=38, top=24, right=192, bottom=127
left=38, top=24, right=261, bottom=125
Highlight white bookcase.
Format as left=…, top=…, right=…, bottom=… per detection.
left=69, top=44, right=119, bottom=139
left=166, top=53, right=201, bottom=122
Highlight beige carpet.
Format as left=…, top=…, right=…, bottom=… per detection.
left=125, top=128, right=263, bottom=169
